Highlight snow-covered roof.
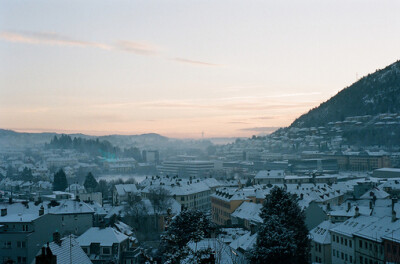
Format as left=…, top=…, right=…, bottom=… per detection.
left=254, top=170, right=285, bottom=179
left=360, top=187, right=390, bottom=199
left=38, top=235, right=92, bottom=264
left=0, top=200, right=95, bottom=223
left=76, top=227, right=128, bottom=247
left=310, top=220, right=338, bottom=244
left=229, top=231, right=257, bottom=252
left=114, top=184, right=138, bottom=196
left=142, top=181, right=210, bottom=196
left=231, top=202, right=262, bottom=224
left=184, top=238, right=246, bottom=264
left=217, top=228, right=249, bottom=244
left=354, top=216, right=400, bottom=243
left=330, top=216, right=380, bottom=237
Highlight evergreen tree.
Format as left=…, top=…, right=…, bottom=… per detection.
left=53, top=169, right=68, bottom=191
left=249, top=215, right=297, bottom=264
left=83, top=172, right=98, bottom=192
left=160, top=209, right=216, bottom=263
left=20, top=167, right=33, bottom=181
left=249, top=186, right=310, bottom=264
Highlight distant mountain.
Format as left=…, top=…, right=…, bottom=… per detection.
left=291, top=60, right=400, bottom=128
left=0, top=129, right=169, bottom=149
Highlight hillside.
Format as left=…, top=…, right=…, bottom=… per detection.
left=291, top=60, right=400, bottom=128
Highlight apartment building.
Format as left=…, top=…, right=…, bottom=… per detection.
left=0, top=200, right=95, bottom=264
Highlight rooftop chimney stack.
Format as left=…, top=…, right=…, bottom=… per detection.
left=1, top=208, right=7, bottom=216
left=355, top=206, right=360, bottom=217
left=53, top=232, right=61, bottom=245
left=39, top=205, right=44, bottom=216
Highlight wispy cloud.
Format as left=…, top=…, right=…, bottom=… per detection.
left=0, top=31, right=221, bottom=64
left=0, top=31, right=112, bottom=50
left=171, top=57, right=220, bottom=67
left=115, top=40, right=158, bottom=55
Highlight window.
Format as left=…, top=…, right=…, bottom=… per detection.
left=360, top=240, right=363, bottom=248
left=345, top=239, right=347, bottom=246
left=17, top=241, right=26, bottom=248
left=341, top=237, right=344, bottom=244
left=349, top=240, right=352, bottom=248
left=82, top=247, right=88, bottom=254
left=3, top=241, right=11, bottom=249
left=17, top=256, right=26, bottom=264
left=333, top=249, right=336, bottom=256
left=360, top=256, right=363, bottom=263
left=350, top=255, right=353, bottom=263
left=102, top=247, right=111, bottom=255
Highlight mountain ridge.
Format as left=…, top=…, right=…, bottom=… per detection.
left=289, top=60, right=400, bottom=128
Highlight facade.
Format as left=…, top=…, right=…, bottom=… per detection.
left=140, top=176, right=213, bottom=211
left=382, top=228, right=400, bottom=264
left=330, top=215, right=380, bottom=264
left=210, top=188, right=255, bottom=226
left=113, top=184, right=139, bottom=205
left=141, top=182, right=212, bottom=211
left=310, top=220, right=338, bottom=264
left=254, top=170, right=285, bottom=185
left=158, top=160, right=215, bottom=178
left=331, top=153, right=391, bottom=171
left=0, top=200, right=94, bottom=264
left=354, top=215, right=400, bottom=264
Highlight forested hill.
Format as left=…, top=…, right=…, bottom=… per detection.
left=290, top=60, right=400, bottom=128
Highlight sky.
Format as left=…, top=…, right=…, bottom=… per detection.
left=1, top=0, right=400, bottom=138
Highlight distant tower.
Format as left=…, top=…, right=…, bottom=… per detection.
left=201, top=131, right=204, bottom=139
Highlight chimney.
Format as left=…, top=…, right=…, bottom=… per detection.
left=347, top=202, right=351, bottom=212
left=369, top=201, right=373, bottom=209
left=355, top=206, right=360, bottom=217
left=392, top=197, right=398, bottom=211
left=392, top=210, right=397, bottom=222
left=300, top=193, right=304, bottom=200
left=53, top=232, right=61, bottom=245
left=327, top=203, right=331, bottom=211
left=1, top=208, right=7, bottom=216
left=39, top=205, right=44, bottom=216
left=250, top=224, right=257, bottom=235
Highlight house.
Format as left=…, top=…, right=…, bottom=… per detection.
left=0, top=200, right=94, bottom=264
left=35, top=233, right=92, bottom=264
left=113, top=184, right=139, bottom=205
left=382, top=228, right=400, bottom=264
left=76, top=227, right=130, bottom=264
left=329, top=215, right=380, bottom=264
left=230, top=202, right=262, bottom=230
left=140, top=178, right=212, bottom=211
left=354, top=215, right=400, bottom=264
left=310, top=220, right=338, bottom=264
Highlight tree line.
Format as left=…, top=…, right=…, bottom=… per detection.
left=45, top=134, right=143, bottom=161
